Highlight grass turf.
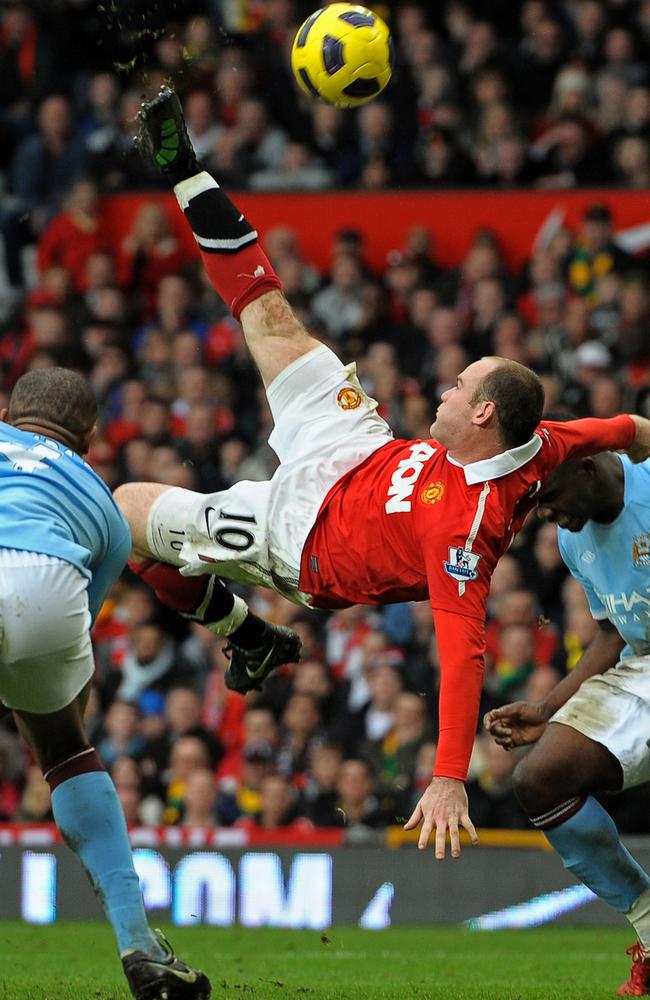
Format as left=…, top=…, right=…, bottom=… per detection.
left=0, top=922, right=637, bottom=1000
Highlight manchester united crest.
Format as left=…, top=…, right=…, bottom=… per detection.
left=420, top=481, right=445, bottom=505
left=337, top=387, right=362, bottom=410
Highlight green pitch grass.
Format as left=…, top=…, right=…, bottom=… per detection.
left=0, top=922, right=637, bottom=1000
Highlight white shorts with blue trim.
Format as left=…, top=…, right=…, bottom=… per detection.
left=0, top=548, right=94, bottom=713
left=551, top=655, right=650, bottom=789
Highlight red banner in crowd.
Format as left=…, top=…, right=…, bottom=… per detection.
left=0, top=823, right=346, bottom=847
left=102, top=188, right=650, bottom=274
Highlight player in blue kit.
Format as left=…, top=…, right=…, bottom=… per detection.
left=0, top=368, right=210, bottom=1000
left=486, top=451, right=650, bottom=996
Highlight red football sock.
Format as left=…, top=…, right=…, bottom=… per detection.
left=174, top=172, right=282, bottom=319
left=199, top=243, right=282, bottom=320
left=128, top=558, right=209, bottom=615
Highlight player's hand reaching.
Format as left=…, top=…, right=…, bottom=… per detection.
left=626, top=415, right=650, bottom=463
left=484, top=701, right=550, bottom=750
left=404, top=776, right=478, bottom=859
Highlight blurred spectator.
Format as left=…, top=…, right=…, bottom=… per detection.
left=114, top=624, right=201, bottom=703
left=98, top=700, right=145, bottom=768
left=36, top=179, right=109, bottom=292
left=242, top=774, right=305, bottom=830
left=217, top=738, right=277, bottom=826
left=467, top=736, right=528, bottom=829
left=117, top=203, right=188, bottom=315
left=310, top=255, right=366, bottom=340
left=162, top=735, right=211, bottom=825
left=300, top=744, right=343, bottom=826
left=313, top=758, right=394, bottom=830
left=15, top=766, right=52, bottom=822
left=568, top=203, right=633, bottom=299
left=0, top=728, right=23, bottom=819
left=276, top=692, right=326, bottom=785
left=249, top=141, right=334, bottom=191
left=139, top=685, right=222, bottom=790
left=181, top=768, right=219, bottom=826
left=184, top=89, right=221, bottom=161
left=362, top=692, right=429, bottom=808
left=485, top=588, right=558, bottom=691
left=1, top=93, right=87, bottom=288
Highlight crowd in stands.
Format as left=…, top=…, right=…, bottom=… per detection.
left=0, top=0, right=649, bottom=836
left=5, top=1, right=650, bottom=288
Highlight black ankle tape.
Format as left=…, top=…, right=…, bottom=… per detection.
left=183, top=186, right=258, bottom=254
left=229, top=612, right=266, bottom=649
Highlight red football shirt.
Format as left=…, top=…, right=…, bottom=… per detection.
left=299, top=415, right=636, bottom=781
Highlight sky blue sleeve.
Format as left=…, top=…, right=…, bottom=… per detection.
left=557, top=531, right=608, bottom=620
left=87, top=527, right=131, bottom=625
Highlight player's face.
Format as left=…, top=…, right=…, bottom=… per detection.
left=537, top=478, right=593, bottom=532
left=429, top=359, right=497, bottom=446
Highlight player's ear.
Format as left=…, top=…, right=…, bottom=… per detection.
left=0, top=408, right=8, bottom=424
left=473, top=398, right=496, bottom=427
left=80, top=424, right=97, bottom=456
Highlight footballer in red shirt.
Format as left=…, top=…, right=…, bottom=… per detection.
left=117, top=86, right=650, bottom=859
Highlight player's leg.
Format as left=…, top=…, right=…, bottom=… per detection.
left=135, top=86, right=322, bottom=387
left=113, top=480, right=302, bottom=692
left=0, top=551, right=210, bottom=998
left=14, top=682, right=165, bottom=958
left=513, top=719, right=650, bottom=978
left=115, top=480, right=256, bottom=635
left=14, top=685, right=211, bottom=999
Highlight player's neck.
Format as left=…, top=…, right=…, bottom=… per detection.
left=446, top=435, right=505, bottom=466
left=11, top=418, right=81, bottom=454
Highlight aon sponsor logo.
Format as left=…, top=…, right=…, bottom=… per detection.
left=385, top=443, right=437, bottom=514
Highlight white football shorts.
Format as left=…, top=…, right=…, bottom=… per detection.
left=551, top=655, right=650, bottom=789
left=0, top=548, right=94, bottom=713
left=146, top=344, right=394, bottom=603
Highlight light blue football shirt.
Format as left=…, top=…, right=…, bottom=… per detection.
left=0, top=422, right=131, bottom=623
left=558, top=455, right=650, bottom=659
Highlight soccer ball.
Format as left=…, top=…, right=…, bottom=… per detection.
left=291, top=4, right=392, bottom=109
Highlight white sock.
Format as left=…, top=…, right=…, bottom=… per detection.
left=205, top=593, right=249, bottom=637
left=627, top=888, right=650, bottom=953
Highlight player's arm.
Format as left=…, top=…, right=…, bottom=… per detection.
left=485, top=533, right=622, bottom=748
left=542, top=414, right=650, bottom=465
left=404, top=609, right=482, bottom=859
left=626, top=415, right=650, bottom=463
left=87, top=527, right=131, bottom=625
left=485, top=618, right=624, bottom=749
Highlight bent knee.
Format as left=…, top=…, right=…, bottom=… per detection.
left=114, top=482, right=168, bottom=516
left=512, top=754, right=569, bottom=816
left=113, top=482, right=171, bottom=552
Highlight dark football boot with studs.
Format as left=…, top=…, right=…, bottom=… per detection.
left=135, top=86, right=199, bottom=178
left=224, top=621, right=302, bottom=694
left=122, top=929, right=211, bottom=1000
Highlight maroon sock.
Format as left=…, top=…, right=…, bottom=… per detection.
left=44, top=747, right=105, bottom=792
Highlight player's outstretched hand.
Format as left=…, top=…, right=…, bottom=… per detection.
left=627, top=415, right=650, bottom=463
left=404, top=776, right=478, bottom=859
left=483, top=701, right=549, bottom=750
